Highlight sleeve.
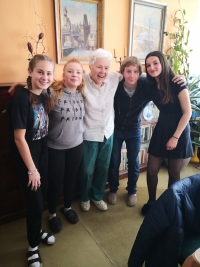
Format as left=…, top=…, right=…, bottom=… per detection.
left=139, top=77, right=155, bottom=101
left=114, top=72, right=123, bottom=81
left=128, top=190, right=178, bottom=267
left=10, top=93, right=30, bottom=130
left=172, top=82, right=187, bottom=96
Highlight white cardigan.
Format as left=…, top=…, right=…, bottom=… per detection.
left=83, top=72, right=123, bottom=142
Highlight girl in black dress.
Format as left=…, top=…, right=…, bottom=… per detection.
left=141, top=51, right=193, bottom=216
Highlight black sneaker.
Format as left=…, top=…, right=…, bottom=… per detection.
left=60, top=207, right=79, bottom=224
left=48, top=216, right=62, bottom=233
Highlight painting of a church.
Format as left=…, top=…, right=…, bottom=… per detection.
left=60, top=0, right=97, bottom=58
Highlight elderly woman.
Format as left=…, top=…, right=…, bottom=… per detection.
left=80, top=48, right=123, bottom=211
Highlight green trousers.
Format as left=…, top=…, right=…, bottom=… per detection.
left=79, top=135, right=114, bottom=201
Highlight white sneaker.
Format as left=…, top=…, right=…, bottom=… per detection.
left=91, top=199, right=108, bottom=211
left=81, top=200, right=90, bottom=211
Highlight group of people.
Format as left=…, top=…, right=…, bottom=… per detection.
left=7, top=48, right=192, bottom=267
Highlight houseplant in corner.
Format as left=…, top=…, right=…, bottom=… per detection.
left=163, top=8, right=192, bottom=78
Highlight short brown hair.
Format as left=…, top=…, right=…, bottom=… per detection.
left=120, top=56, right=142, bottom=76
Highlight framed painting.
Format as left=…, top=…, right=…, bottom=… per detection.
left=54, top=0, right=104, bottom=64
left=128, top=0, right=167, bottom=63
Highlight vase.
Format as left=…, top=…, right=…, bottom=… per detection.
left=190, top=146, right=199, bottom=163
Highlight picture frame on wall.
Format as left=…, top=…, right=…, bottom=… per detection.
left=128, top=0, right=167, bottom=63
left=54, top=0, right=104, bottom=64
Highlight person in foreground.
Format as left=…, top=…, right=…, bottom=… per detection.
left=141, top=51, right=193, bottom=216
left=128, top=173, right=200, bottom=267
left=47, top=58, right=85, bottom=233
left=7, top=54, right=55, bottom=267
left=79, top=48, right=123, bottom=211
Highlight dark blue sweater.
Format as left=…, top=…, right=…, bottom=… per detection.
left=114, top=77, right=153, bottom=130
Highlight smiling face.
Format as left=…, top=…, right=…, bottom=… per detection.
left=63, top=62, right=83, bottom=92
left=123, top=65, right=140, bottom=89
left=28, top=60, right=54, bottom=93
left=145, top=56, right=162, bottom=80
left=89, top=58, right=110, bottom=87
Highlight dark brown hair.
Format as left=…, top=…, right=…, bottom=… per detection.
left=120, top=56, right=142, bottom=76
left=26, top=54, right=55, bottom=113
left=145, top=51, right=175, bottom=104
left=52, top=58, right=85, bottom=101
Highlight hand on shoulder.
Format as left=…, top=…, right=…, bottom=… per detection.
left=8, top=82, right=26, bottom=95
left=172, top=75, right=187, bottom=87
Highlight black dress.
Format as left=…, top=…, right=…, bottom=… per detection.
left=148, top=82, right=193, bottom=159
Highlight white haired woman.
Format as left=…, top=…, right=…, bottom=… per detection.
left=80, top=48, right=123, bottom=211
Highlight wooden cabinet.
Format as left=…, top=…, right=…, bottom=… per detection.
left=0, top=85, right=28, bottom=224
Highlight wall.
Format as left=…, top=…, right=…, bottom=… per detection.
left=0, top=0, right=198, bottom=83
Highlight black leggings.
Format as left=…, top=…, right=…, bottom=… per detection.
left=146, top=154, right=190, bottom=203
left=47, top=143, right=83, bottom=214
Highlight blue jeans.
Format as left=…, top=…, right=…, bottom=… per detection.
left=109, top=128, right=141, bottom=194
left=79, top=135, right=114, bottom=201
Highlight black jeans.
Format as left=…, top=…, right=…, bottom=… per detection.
left=11, top=138, right=48, bottom=248
left=47, top=143, right=83, bottom=214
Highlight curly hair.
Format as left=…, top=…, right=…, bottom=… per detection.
left=88, top=48, right=112, bottom=67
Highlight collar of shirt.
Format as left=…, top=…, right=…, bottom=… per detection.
left=88, top=74, right=106, bottom=88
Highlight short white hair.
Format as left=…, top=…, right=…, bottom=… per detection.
left=88, top=48, right=112, bottom=67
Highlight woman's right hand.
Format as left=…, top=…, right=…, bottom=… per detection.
left=27, top=171, right=41, bottom=191
left=8, top=82, right=26, bottom=96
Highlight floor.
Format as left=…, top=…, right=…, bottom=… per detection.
left=0, top=163, right=199, bottom=267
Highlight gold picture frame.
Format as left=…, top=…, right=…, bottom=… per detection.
left=128, top=0, right=167, bottom=63
left=54, top=0, right=104, bottom=64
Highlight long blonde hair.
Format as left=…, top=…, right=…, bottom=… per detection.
left=52, top=58, right=85, bottom=101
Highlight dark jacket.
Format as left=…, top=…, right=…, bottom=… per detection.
left=114, top=77, right=152, bottom=131
left=128, top=174, right=200, bottom=267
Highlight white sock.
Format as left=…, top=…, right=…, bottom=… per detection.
left=40, top=230, right=55, bottom=245
left=49, top=213, right=56, bottom=220
left=28, top=245, right=38, bottom=252
left=64, top=207, right=71, bottom=212
left=28, top=246, right=40, bottom=267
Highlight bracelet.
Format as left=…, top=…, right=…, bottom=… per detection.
left=28, top=169, right=38, bottom=175
left=172, top=135, right=179, bottom=140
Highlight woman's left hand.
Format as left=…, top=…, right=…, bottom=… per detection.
left=166, top=137, right=178, bottom=150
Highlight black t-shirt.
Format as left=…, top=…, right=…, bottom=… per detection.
left=7, top=88, right=49, bottom=144
left=150, top=82, right=187, bottom=114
